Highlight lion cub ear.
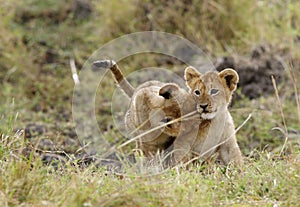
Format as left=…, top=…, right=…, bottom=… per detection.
left=159, top=83, right=179, bottom=99
left=184, top=66, right=201, bottom=90
left=218, top=68, right=239, bottom=92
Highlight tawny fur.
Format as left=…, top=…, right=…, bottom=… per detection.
left=93, top=60, right=199, bottom=158
left=173, top=66, right=243, bottom=166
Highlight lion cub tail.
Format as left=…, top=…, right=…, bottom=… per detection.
left=93, top=60, right=135, bottom=98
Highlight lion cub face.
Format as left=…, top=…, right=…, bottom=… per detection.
left=184, top=67, right=239, bottom=120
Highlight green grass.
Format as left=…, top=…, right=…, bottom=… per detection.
left=1, top=131, right=299, bottom=206
left=0, top=0, right=300, bottom=206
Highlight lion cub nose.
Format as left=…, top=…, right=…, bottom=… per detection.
left=199, top=104, right=208, bottom=111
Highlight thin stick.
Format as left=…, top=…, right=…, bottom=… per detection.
left=271, top=76, right=288, bottom=156
left=127, top=108, right=165, bottom=136
left=128, top=107, right=198, bottom=136
left=70, top=58, right=80, bottom=85
left=117, top=111, right=198, bottom=149
left=182, top=113, right=252, bottom=167
left=31, top=147, right=73, bottom=161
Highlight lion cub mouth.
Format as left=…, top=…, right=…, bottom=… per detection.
left=201, top=112, right=216, bottom=120
left=198, top=108, right=217, bottom=119
left=196, top=105, right=217, bottom=120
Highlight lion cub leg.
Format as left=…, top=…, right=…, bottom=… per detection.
left=172, top=121, right=200, bottom=165
left=218, top=135, right=243, bottom=166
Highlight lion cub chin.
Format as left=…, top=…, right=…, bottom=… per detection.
left=172, top=66, right=244, bottom=166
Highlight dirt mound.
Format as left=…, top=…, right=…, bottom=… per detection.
left=215, top=44, right=287, bottom=99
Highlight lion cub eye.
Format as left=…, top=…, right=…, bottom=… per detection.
left=210, top=88, right=219, bottom=95
left=194, top=89, right=201, bottom=96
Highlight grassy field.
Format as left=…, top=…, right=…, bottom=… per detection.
left=1, top=0, right=300, bottom=206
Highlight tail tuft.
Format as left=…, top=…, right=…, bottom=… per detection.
left=92, top=60, right=116, bottom=71
left=92, top=59, right=135, bottom=98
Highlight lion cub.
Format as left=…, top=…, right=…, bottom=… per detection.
left=93, top=60, right=199, bottom=158
left=172, top=66, right=243, bottom=166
